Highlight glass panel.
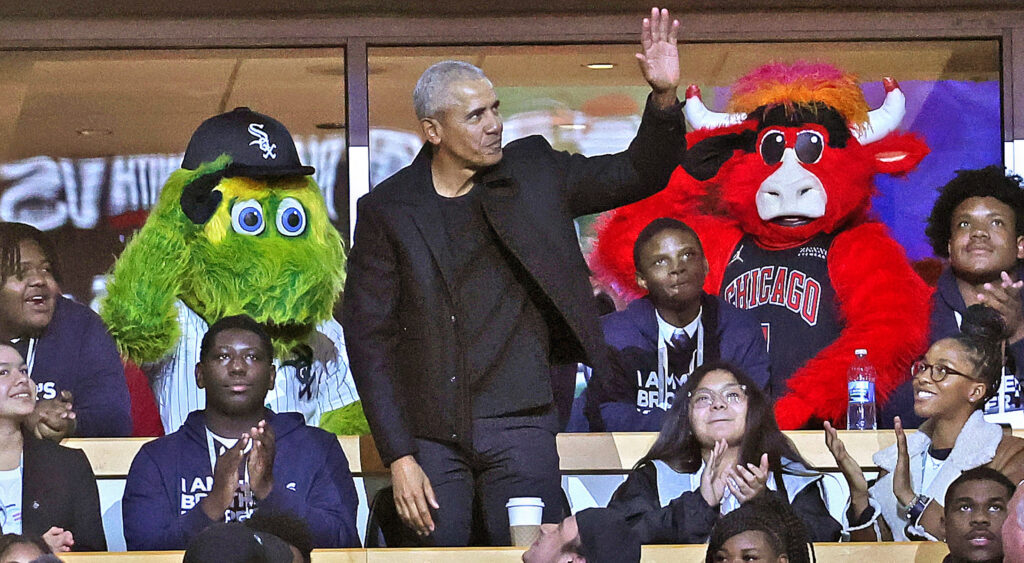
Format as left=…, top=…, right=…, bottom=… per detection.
left=0, top=48, right=347, bottom=306
left=368, top=40, right=1000, bottom=265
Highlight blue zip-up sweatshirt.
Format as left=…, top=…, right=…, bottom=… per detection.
left=30, top=295, right=132, bottom=437
left=122, top=409, right=359, bottom=550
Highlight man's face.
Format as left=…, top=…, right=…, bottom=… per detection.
left=948, top=196, right=1024, bottom=284
left=944, top=479, right=1010, bottom=562
left=0, top=240, right=58, bottom=341
left=636, top=229, right=709, bottom=312
left=196, top=328, right=275, bottom=416
left=424, top=78, right=503, bottom=170
left=522, top=515, right=582, bottom=563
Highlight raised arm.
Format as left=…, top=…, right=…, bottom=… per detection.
left=560, top=7, right=685, bottom=217
left=637, top=7, right=681, bottom=110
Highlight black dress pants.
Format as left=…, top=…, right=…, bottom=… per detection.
left=413, top=409, right=565, bottom=546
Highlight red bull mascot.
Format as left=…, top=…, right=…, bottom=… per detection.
left=592, top=62, right=932, bottom=429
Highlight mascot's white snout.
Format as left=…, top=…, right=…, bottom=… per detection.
left=756, top=148, right=826, bottom=223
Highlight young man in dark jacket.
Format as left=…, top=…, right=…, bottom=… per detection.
left=883, top=166, right=1024, bottom=428
left=121, top=315, right=359, bottom=550
left=580, top=218, right=770, bottom=431
left=0, top=222, right=132, bottom=438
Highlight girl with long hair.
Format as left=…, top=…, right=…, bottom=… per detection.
left=607, top=361, right=841, bottom=544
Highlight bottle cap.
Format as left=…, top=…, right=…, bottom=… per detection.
left=855, top=348, right=867, bottom=356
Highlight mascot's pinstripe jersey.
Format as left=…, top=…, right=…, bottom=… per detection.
left=592, top=62, right=933, bottom=429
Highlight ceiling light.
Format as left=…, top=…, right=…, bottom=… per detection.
left=557, top=124, right=586, bottom=130
left=76, top=128, right=112, bottom=137
left=584, top=63, right=616, bottom=70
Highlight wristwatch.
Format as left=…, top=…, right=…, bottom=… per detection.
left=901, top=494, right=931, bottom=522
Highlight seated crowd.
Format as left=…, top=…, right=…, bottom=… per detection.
left=3, top=164, right=1024, bottom=561
left=2, top=12, right=1024, bottom=558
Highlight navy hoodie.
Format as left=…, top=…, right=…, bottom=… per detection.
left=28, top=296, right=132, bottom=437
left=122, top=409, right=359, bottom=550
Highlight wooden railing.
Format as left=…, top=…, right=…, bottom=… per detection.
left=66, top=429, right=1024, bottom=478
left=58, top=542, right=951, bottom=562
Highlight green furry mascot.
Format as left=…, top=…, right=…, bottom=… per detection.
left=101, top=107, right=367, bottom=435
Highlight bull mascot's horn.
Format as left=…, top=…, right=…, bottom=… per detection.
left=683, top=84, right=747, bottom=130
left=683, top=78, right=906, bottom=146
left=851, top=77, right=906, bottom=145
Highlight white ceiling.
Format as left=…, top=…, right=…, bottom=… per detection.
left=0, top=49, right=345, bottom=160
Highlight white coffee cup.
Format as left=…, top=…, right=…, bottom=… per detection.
left=506, top=497, right=545, bottom=546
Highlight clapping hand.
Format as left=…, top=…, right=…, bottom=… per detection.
left=200, top=435, right=247, bottom=520
left=977, top=271, right=1024, bottom=343
left=824, top=420, right=872, bottom=514
left=30, top=390, right=76, bottom=441
left=891, top=416, right=915, bottom=509
left=42, top=526, right=74, bottom=552
left=637, top=7, right=680, bottom=108
left=726, top=453, right=770, bottom=504
left=247, top=420, right=276, bottom=500
left=699, top=439, right=730, bottom=506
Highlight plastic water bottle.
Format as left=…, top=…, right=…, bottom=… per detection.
left=847, top=349, right=877, bottom=430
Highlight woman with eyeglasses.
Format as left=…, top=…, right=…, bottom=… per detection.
left=606, top=361, right=842, bottom=544
left=825, top=304, right=1024, bottom=542
left=0, top=343, right=105, bottom=552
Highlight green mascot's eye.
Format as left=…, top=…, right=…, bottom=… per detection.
left=231, top=199, right=265, bottom=235
left=276, top=197, right=307, bottom=237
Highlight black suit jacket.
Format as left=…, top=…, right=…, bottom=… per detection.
left=342, top=97, right=685, bottom=465
left=21, top=433, right=106, bottom=551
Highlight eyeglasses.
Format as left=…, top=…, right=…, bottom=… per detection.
left=688, top=384, right=748, bottom=409
left=910, top=360, right=979, bottom=383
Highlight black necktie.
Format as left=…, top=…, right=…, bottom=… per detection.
left=667, top=330, right=696, bottom=374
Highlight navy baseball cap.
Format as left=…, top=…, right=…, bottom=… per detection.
left=182, top=107, right=315, bottom=178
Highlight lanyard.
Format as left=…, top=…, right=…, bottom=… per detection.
left=205, top=428, right=254, bottom=520
left=657, top=320, right=704, bottom=410
left=25, top=339, right=35, bottom=377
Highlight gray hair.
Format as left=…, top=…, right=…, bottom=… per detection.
left=413, top=60, right=490, bottom=120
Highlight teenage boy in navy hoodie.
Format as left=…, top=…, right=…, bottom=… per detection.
left=121, top=315, right=359, bottom=550
left=578, top=218, right=770, bottom=431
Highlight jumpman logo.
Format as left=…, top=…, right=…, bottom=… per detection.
left=248, top=123, right=277, bottom=160
left=728, top=244, right=745, bottom=266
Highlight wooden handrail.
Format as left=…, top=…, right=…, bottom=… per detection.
left=64, top=430, right=1024, bottom=478
left=57, top=542, right=950, bottom=562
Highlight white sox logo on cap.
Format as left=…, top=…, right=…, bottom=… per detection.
left=248, top=123, right=277, bottom=160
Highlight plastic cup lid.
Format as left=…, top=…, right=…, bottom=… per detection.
left=506, top=497, right=545, bottom=508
